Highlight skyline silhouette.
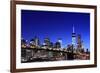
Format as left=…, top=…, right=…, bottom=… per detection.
left=21, top=10, right=90, bottom=50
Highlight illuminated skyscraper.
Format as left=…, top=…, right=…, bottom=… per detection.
left=55, top=42, right=61, bottom=48
left=77, top=34, right=82, bottom=49
left=34, top=36, right=40, bottom=47
left=57, top=38, right=62, bottom=48
left=72, top=25, right=76, bottom=48
left=44, top=38, right=50, bottom=47
left=77, top=34, right=84, bottom=52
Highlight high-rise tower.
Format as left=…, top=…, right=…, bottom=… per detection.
left=77, top=34, right=82, bottom=49
left=58, top=38, right=62, bottom=48
left=72, top=25, right=76, bottom=48
left=77, top=34, right=84, bottom=53
left=44, top=38, right=50, bottom=47
left=34, top=36, right=40, bottom=47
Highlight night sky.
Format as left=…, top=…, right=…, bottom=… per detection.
left=21, top=10, right=90, bottom=50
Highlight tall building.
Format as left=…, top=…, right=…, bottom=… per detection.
left=21, top=38, right=27, bottom=48
left=57, top=38, right=62, bottom=48
left=72, top=25, right=76, bottom=49
left=21, top=38, right=26, bottom=45
left=54, top=41, right=61, bottom=48
left=44, top=38, right=53, bottom=58
left=34, top=36, right=40, bottom=47
left=77, top=34, right=82, bottom=49
left=77, top=34, right=84, bottom=52
left=44, top=38, right=50, bottom=47
left=50, top=42, right=53, bottom=48
left=30, top=39, right=34, bottom=45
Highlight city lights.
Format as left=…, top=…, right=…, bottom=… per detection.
left=21, top=26, right=90, bottom=63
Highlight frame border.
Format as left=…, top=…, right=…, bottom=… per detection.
left=10, top=1, right=97, bottom=72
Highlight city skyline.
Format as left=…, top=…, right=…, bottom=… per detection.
left=21, top=10, right=90, bottom=50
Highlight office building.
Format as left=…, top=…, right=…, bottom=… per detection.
left=72, top=25, right=76, bottom=49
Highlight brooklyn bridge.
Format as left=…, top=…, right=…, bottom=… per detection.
left=21, top=46, right=90, bottom=63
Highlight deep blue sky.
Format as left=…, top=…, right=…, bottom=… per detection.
left=21, top=10, right=90, bottom=50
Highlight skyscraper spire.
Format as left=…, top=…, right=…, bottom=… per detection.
left=73, top=24, right=75, bottom=33
left=72, top=24, right=76, bottom=48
